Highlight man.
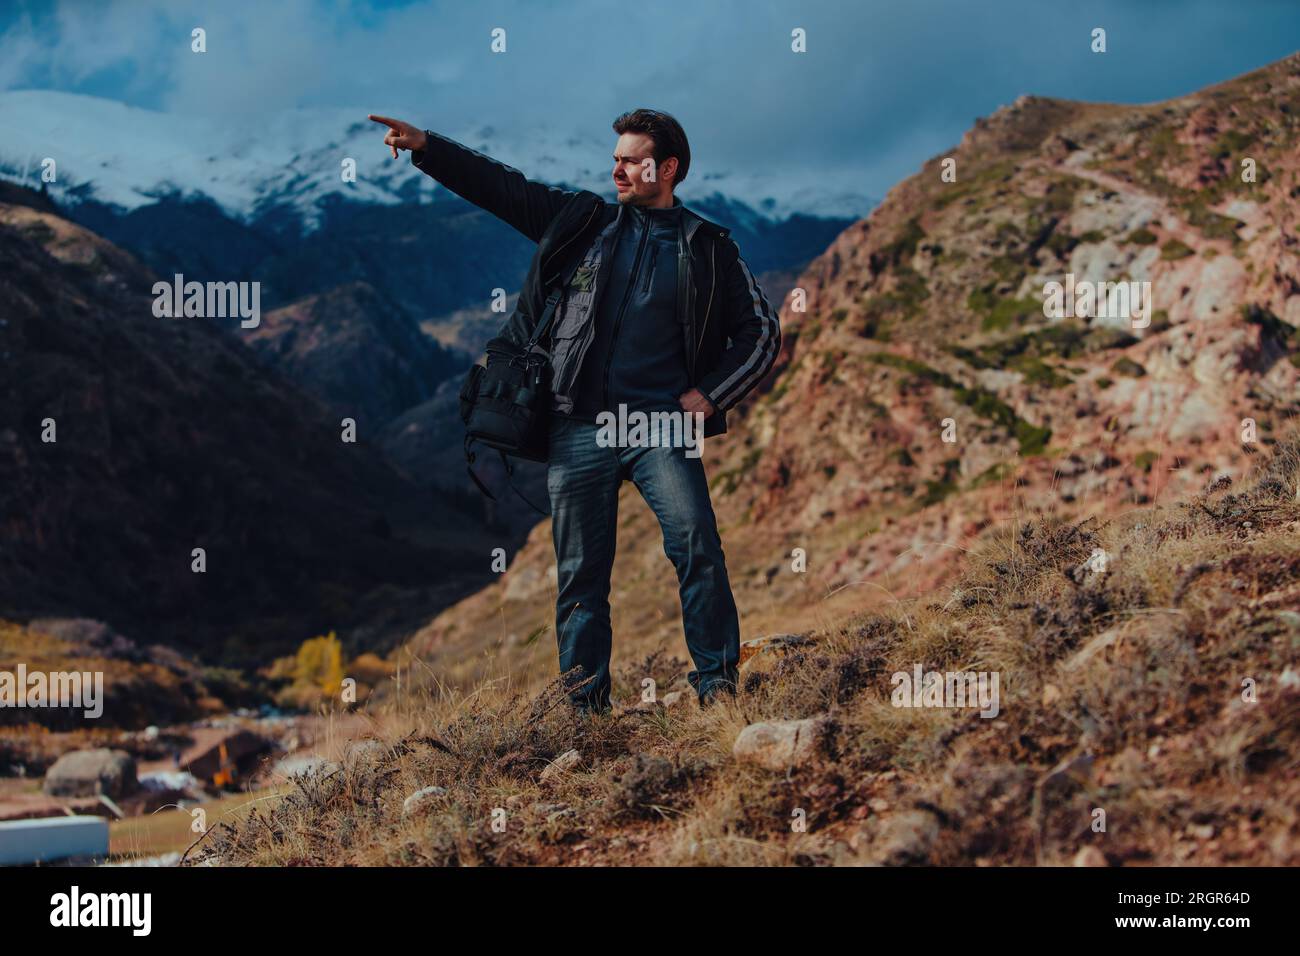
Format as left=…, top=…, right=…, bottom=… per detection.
left=370, top=108, right=780, bottom=712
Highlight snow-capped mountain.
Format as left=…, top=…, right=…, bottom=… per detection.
left=0, top=90, right=874, bottom=228
left=0, top=89, right=874, bottom=550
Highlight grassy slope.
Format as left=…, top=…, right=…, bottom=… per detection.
left=201, top=438, right=1300, bottom=866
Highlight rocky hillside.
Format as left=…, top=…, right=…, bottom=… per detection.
left=0, top=182, right=492, bottom=667
left=242, top=281, right=462, bottom=425
left=203, top=435, right=1300, bottom=866
left=401, top=52, right=1300, bottom=692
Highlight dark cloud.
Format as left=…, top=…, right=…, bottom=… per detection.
left=2, top=0, right=1297, bottom=198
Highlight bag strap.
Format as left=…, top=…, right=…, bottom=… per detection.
left=463, top=232, right=593, bottom=513
left=524, top=250, right=589, bottom=352
left=464, top=437, right=551, bottom=517
left=524, top=286, right=564, bottom=352
left=464, top=436, right=497, bottom=501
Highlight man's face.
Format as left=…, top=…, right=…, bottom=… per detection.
left=612, top=131, right=675, bottom=205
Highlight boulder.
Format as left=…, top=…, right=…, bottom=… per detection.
left=344, top=739, right=387, bottom=766
left=43, top=749, right=138, bottom=799
left=401, top=785, right=448, bottom=818
left=539, top=748, right=582, bottom=784
left=733, top=716, right=826, bottom=771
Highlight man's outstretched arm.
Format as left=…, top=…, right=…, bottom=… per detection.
left=369, top=115, right=575, bottom=243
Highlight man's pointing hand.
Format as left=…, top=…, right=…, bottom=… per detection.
left=368, top=115, right=428, bottom=159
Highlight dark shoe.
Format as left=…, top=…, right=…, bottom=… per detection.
left=570, top=699, right=611, bottom=719
left=698, top=681, right=737, bottom=709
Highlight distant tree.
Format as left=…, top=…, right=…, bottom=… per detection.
left=293, top=632, right=345, bottom=698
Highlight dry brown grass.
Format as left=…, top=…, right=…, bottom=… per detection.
left=202, top=439, right=1300, bottom=867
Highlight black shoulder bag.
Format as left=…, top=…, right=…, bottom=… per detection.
left=458, top=273, right=573, bottom=512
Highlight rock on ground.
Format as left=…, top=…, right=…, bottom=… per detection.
left=732, top=716, right=826, bottom=771
left=43, top=749, right=138, bottom=799
left=402, top=785, right=448, bottom=818
left=540, top=749, right=582, bottom=784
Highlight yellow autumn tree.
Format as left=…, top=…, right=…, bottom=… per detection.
left=293, top=631, right=345, bottom=698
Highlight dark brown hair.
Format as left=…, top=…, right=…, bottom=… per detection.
left=612, top=108, right=691, bottom=187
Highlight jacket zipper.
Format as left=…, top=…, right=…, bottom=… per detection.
left=602, top=213, right=651, bottom=411
left=641, top=243, right=659, bottom=295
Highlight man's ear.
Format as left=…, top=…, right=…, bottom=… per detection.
left=660, top=156, right=679, bottom=187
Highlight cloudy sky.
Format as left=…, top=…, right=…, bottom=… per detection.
left=2, top=0, right=1298, bottom=201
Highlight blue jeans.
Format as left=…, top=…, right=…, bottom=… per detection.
left=547, top=415, right=741, bottom=710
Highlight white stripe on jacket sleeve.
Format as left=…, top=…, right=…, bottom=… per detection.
left=709, top=251, right=780, bottom=410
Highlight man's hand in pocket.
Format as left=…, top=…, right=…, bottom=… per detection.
left=678, top=388, right=716, bottom=417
